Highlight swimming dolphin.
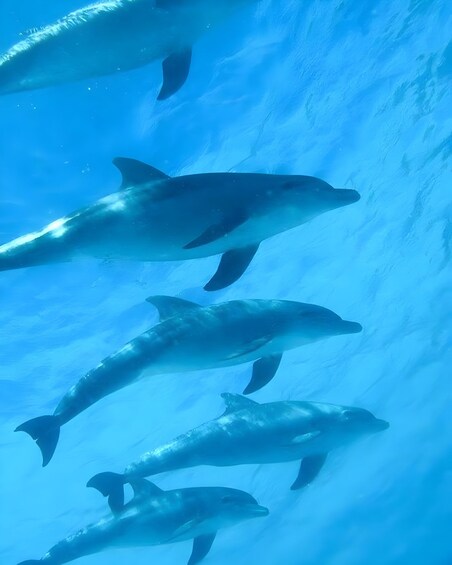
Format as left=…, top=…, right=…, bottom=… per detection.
left=0, top=0, right=255, bottom=100
left=0, top=158, right=360, bottom=291
left=18, top=480, right=268, bottom=565
left=15, top=295, right=362, bottom=466
left=88, top=394, right=389, bottom=508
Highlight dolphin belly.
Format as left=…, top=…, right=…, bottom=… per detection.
left=33, top=509, right=171, bottom=564
left=52, top=304, right=278, bottom=427
left=125, top=408, right=317, bottom=480
left=50, top=315, right=238, bottom=426
left=0, top=184, right=228, bottom=271
left=0, top=171, right=320, bottom=271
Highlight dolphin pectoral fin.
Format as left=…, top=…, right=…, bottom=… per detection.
left=225, top=336, right=273, bottom=361
left=291, top=454, right=328, bottom=490
left=183, top=214, right=247, bottom=250
left=204, top=245, right=260, bottom=291
left=157, top=47, right=192, bottom=100
left=167, top=518, right=204, bottom=542
left=113, top=157, right=169, bottom=189
left=221, top=392, right=259, bottom=415
left=188, top=533, right=217, bottom=565
left=243, top=353, right=283, bottom=395
left=15, top=415, right=60, bottom=467
left=146, top=295, right=201, bottom=321
left=87, top=472, right=126, bottom=514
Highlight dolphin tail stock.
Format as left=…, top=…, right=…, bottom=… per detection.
left=15, top=415, right=60, bottom=467
left=0, top=234, right=69, bottom=272
left=87, top=472, right=126, bottom=513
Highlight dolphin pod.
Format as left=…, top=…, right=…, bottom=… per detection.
left=18, top=481, right=269, bottom=565
left=88, top=394, right=389, bottom=510
left=0, top=0, right=255, bottom=99
left=16, top=296, right=362, bottom=466
left=0, top=157, right=360, bottom=291
left=4, top=1, right=391, bottom=564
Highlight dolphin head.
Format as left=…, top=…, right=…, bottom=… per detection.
left=270, top=175, right=360, bottom=223
left=201, top=487, right=269, bottom=529
left=279, top=302, right=362, bottom=345
left=298, top=403, right=389, bottom=452
left=337, top=406, right=390, bottom=438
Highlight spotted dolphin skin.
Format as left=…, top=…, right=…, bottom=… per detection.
left=0, top=0, right=255, bottom=100
left=18, top=480, right=268, bottom=565
left=88, top=394, right=389, bottom=508
left=0, top=158, right=360, bottom=291
left=16, top=296, right=362, bottom=466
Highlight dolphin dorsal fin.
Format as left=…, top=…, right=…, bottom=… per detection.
left=113, top=157, right=169, bottom=189
left=130, top=478, right=164, bottom=502
left=221, top=393, right=258, bottom=415
left=146, top=295, right=201, bottom=322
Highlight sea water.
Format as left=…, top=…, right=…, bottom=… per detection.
left=0, top=1, right=450, bottom=564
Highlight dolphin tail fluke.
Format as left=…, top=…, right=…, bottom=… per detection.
left=15, top=415, right=60, bottom=467
left=87, top=472, right=126, bottom=513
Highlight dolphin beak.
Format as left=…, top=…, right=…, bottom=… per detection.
left=334, top=188, right=361, bottom=206
left=340, top=320, right=363, bottom=334
left=374, top=418, right=390, bottom=432
left=248, top=504, right=270, bottom=517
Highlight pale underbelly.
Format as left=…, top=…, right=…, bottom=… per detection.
left=75, top=214, right=298, bottom=262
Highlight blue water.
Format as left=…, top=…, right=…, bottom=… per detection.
left=1, top=1, right=451, bottom=564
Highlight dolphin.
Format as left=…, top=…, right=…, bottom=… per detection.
left=18, top=480, right=268, bottom=565
left=0, top=0, right=255, bottom=100
left=0, top=158, right=361, bottom=291
left=88, top=394, right=389, bottom=507
left=15, top=295, right=362, bottom=466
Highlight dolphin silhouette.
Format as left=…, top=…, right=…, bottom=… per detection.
left=0, top=158, right=361, bottom=290
left=15, top=295, right=362, bottom=466
left=88, top=394, right=389, bottom=507
left=0, top=0, right=255, bottom=99
left=18, top=480, right=268, bottom=565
